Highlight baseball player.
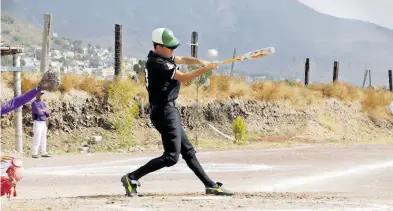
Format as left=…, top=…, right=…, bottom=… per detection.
left=121, top=28, right=233, bottom=196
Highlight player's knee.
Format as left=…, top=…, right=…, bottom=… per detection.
left=163, top=154, right=179, bottom=167
left=182, top=149, right=196, bottom=161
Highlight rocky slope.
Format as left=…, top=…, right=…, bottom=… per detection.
left=1, top=89, right=392, bottom=156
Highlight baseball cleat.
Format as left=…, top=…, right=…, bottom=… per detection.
left=121, top=174, right=140, bottom=197
left=205, top=182, right=233, bottom=196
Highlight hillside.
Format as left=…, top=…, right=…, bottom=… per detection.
left=3, top=0, right=393, bottom=86
left=1, top=13, right=81, bottom=51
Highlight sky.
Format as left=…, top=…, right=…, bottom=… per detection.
left=298, top=0, right=393, bottom=30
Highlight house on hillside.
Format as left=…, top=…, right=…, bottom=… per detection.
left=51, top=50, right=62, bottom=59
left=64, top=51, right=75, bottom=59
left=23, top=58, right=38, bottom=67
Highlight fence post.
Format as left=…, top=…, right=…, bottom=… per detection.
left=114, top=24, right=122, bottom=77
left=305, top=58, right=310, bottom=85
left=40, top=13, right=51, bottom=74
left=362, top=70, right=368, bottom=89
left=389, top=70, right=392, bottom=92
left=191, top=31, right=199, bottom=147
left=230, top=48, right=236, bottom=76
left=333, top=61, right=339, bottom=83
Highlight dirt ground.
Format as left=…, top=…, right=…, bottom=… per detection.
left=2, top=143, right=393, bottom=211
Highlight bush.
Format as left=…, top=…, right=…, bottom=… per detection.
left=107, top=78, right=139, bottom=150
left=231, top=116, right=247, bottom=145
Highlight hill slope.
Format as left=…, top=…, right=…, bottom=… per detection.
left=3, top=0, right=393, bottom=85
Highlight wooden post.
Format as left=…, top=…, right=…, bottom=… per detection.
left=191, top=31, right=198, bottom=98
left=230, top=48, right=236, bottom=76
left=333, top=61, right=339, bottom=83
left=40, top=13, right=51, bottom=74
left=114, top=24, right=122, bottom=76
left=13, top=54, right=23, bottom=154
left=368, top=69, right=372, bottom=88
left=389, top=70, right=392, bottom=92
left=362, top=69, right=368, bottom=89
left=305, top=58, right=310, bottom=85
left=191, top=31, right=199, bottom=147
left=191, top=31, right=198, bottom=58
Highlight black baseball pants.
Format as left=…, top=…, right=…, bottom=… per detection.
left=128, top=102, right=216, bottom=187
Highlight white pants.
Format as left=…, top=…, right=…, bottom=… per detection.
left=33, top=121, right=48, bottom=155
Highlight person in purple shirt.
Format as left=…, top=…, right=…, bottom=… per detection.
left=0, top=75, right=54, bottom=116
left=31, top=91, right=51, bottom=158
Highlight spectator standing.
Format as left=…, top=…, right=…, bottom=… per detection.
left=31, top=91, right=51, bottom=158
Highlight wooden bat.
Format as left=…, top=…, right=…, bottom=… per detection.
left=219, top=47, right=275, bottom=64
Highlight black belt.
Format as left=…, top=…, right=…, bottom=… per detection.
left=150, top=101, right=176, bottom=109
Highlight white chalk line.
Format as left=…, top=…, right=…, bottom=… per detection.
left=25, top=163, right=274, bottom=176
left=24, top=145, right=310, bottom=172
left=261, top=202, right=393, bottom=211
left=182, top=196, right=232, bottom=201
left=258, top=159, right=393, bottom=192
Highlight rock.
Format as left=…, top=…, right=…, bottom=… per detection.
left=130, top=145, right=145, bottom=152
left=78, top=145, right=91, bottom=153
left=88, top=136, right=103, bottom=145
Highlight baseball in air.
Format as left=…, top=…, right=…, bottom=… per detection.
left=207, top=49, right=218, bottom=57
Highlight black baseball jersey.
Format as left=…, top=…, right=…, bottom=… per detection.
left=144, top=50, right=181, bottom=105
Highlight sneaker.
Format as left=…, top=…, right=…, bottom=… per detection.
left=120, top=174, right=140, bottom=197
left=205, top=182, right=233, bottom=196
left=41, top=154, right=52, bottom=158
left=32, top=155, right=39, bottom=158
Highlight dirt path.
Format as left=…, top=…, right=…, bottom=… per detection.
left=2, top=144, right=393, bottom=210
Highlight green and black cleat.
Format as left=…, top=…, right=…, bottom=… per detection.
left=205, top=182, right=233, bottom=196
left=121, top=174, right=141, bottom=197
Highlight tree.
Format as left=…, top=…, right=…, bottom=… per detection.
left=231, top=116, right=247, bottom=145
left=133, top=59, right=146, bottom=74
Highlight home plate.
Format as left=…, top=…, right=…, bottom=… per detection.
left=182, top=196, right=232, bottom=201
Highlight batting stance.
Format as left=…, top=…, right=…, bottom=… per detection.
left=121, top=28, right=233, bottom=196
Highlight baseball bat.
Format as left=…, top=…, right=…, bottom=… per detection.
left=219, top=47, right=275, bottom=64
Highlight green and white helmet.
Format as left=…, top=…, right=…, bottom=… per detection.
left=152, top=28, right=180, bottom=49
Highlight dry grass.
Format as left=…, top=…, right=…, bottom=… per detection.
left=59, top=74, right=108, bottom=96
left=361, top=88, right=393, bottom=121
left=2, top=73, right=392, bottom=119
left=21, top=72, right=40, bottom=93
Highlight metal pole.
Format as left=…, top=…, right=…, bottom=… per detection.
left=40, top=13, right=51, bottom=74
left=13, top=54, right=23, bottom=155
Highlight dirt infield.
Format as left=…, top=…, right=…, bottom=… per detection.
left=2, top=144, right=393, bottom=210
